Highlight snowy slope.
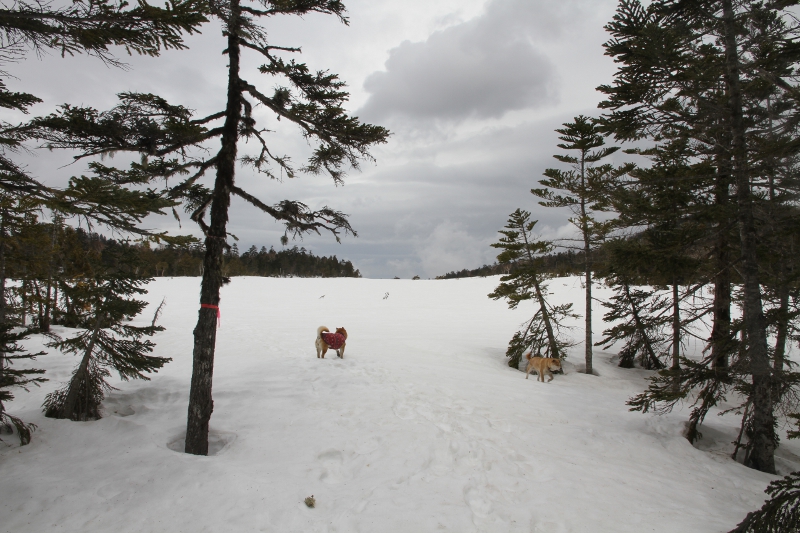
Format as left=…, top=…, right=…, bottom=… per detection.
left=1, top=276, right=797, bottom=533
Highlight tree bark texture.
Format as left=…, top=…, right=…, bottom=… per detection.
left=59, top=311, right=104, bottom=419
left=581, top=160, right=593, bottom=375
left=185, top=0, right=242, bottom=455
left=623, top=282, right=661, bottom=369
left=672, top=282, right=680, bottom=370
left=722, top=0, right=775, bottom=474
left=711, top=155, right=732, bottom=370
left=0, top=207, right=7, bottom=326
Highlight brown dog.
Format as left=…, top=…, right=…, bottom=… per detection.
left=525, top=353, right=562, bottom=382
left=316, top=326, right=348, bottom=359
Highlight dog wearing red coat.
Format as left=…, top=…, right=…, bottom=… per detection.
left=316, top=326, right=348, bottom=359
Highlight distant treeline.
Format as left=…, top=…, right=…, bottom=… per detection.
left=143, top=243, right=361, bottom=278
left=8, top=220, right=361, bottom=330
left=436, top=249, right=600, bottom=280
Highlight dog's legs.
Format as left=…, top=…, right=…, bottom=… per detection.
left=546, top=370, right=554, bottom=382
left=525, top=362, right=531, bottom=379
left=338, top=343, right=345, bottom=359
left=321, top=345, right=327, bottom=359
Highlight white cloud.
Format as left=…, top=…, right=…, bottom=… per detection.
left=359, top=1, right=560, bottom=123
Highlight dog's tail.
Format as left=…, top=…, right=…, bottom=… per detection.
left=317, top=326, right=330, bottom=340
left=525, top=351, right=532, bottom=361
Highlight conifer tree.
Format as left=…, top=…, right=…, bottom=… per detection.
left=0, top=325, right=46, bottom=444
left=35, top=1, right=389, bottom=454
left=43, top=246, right=169, bottom=421
left=489, top=209, right=575, bottom=369
left=613, top=140, right=704, bottom=377
left=597, top=240, right=669, bottom=370
left=0, top=0, right=207, bottom=207
left=0, top=194, right=47, bottom=444
left=598, top=0, right=800, bottom=473
left=730, top=416, right=800, bottom=532
left=532, top=115, right=630, bottom=375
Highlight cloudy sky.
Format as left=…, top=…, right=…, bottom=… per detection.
left=8, top=0, right=623, bottom=278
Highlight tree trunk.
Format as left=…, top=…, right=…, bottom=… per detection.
left=0, top=209, right=5, bottom=418
left=623, top=281, right=662, bottom=369
left=722, top=0, right=775, bottom=474
left=711, top=155, right=732, bottom=370
left=672, top=282, right=680, bottom=371
left=59, top=308, right=105, bottom=419
left=41, top=223, right=57, bottom=333
left=21, top=279, right=27, bottom=327
left=585, top=255, right=592, bottom=374
left=773, top=283, right=789, bottom=375
left=581, top=172, right=593, bottom=374
left=519, top=224, right=560, bottom=360
left=0, top=207, right=6, bottom=326
left=185, top=0, right=242, bottom=455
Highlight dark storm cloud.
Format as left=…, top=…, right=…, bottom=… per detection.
left=358, top=0, right=561, bottom=122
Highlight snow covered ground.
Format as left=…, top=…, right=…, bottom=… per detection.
left=1, top=276, right=798, bottom=533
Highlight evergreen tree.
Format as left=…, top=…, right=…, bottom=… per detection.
left=729, top=415, right=800, bottom=532
left=488, top=209, right=575, bottom=369
left=35, top=1, right=389, bottom=454
left=532, top=115, right=630, bottom=375
left=0, top=0, right=207, bottom=209
left=598, top=0, right=800, bottom=473
left=0, top=194, right=47, bottom=444
left=613, top=140, right=705, bottom=375
left=597, top=240, right=669, bottom=370
left=0, top=325, right=46, bottom=444
left=43, top=246, right=169, bottom=421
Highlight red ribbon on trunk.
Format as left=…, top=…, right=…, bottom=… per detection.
left=201, top=303, right=221, bottom=327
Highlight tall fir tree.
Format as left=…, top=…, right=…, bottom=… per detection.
left=532, top=115, right=630, bottom=375
left=598, top=0, right=800, bottom=473
left=35, top=0, right=389, bottom=454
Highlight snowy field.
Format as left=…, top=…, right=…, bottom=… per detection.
left=1, top=276, right=798, bottom=533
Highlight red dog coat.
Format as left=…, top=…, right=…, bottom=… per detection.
left=321, top=331, right=346, bottom=350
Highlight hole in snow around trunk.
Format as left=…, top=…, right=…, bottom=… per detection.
left=167, top=429, right=237, bottom=456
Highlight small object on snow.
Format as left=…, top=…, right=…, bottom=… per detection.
left=304, top=495, right=315, bottom=508
left=151, top=297, right=166, bottom=327
left=383, top=292, right=389, bottom=300
left=319, top=295, right=325, bottom=299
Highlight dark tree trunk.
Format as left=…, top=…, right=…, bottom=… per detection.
left=585, top=252, right=592, bottom=374
left=672, top=282, right=680, bottom=371
left=0, top=207, right=6, bottom=327
left=773, top=284, right=789, bottom=375
left=21, top=279, right=27, bottom=327
left=59, top=311, right=104, bottom=419
left=0, top=209, right=4, bottom=417
left=41, top=221, right=57, bottom=332
left=711, top=157, right=732, bottom=370
left=722, top=0, right=775, bottom=474
left=185, top=0, right=242, bottom=455
left=622, top=281, right=661, bottom=369
left=581, top=163, right=593, bottom=374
